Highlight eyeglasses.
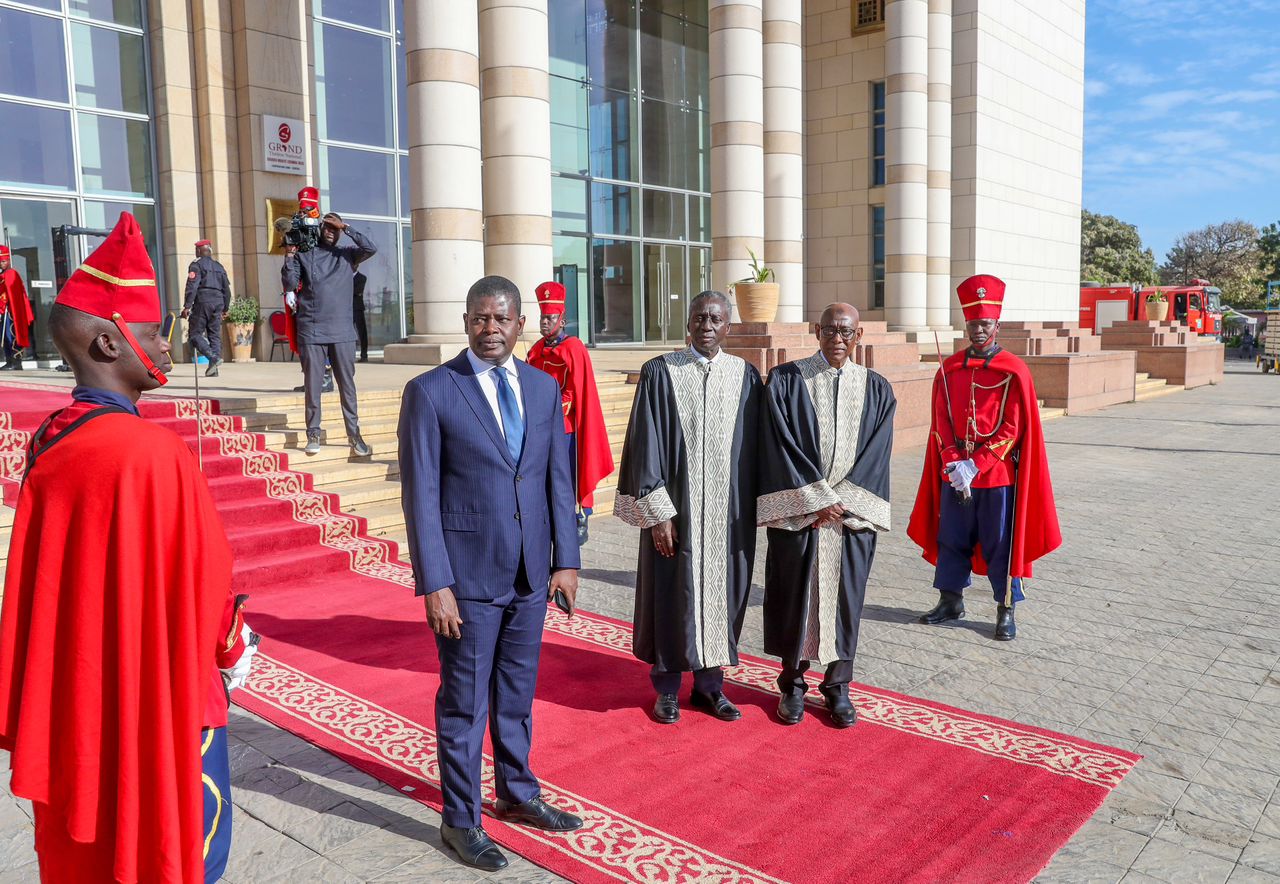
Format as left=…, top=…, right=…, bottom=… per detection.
left=818, top=326, right=858, bottom=340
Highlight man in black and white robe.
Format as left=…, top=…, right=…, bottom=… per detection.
left=757, top=303, right=896, bottom=727
left=614, top=291, right=762, bottom=725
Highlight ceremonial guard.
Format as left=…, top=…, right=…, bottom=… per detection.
left=0, top=244, right=34, bottom=370
left=615, top=291, right=762, bottom=724
left=181, top=239, right=233, bottom=377
left=525, top=281, right=615, bottom=542
left=757, top=303, right=896, bottom=727
left=907, top=275, right=1061, bottom=640
left=0, top=213, right=257, bottom=882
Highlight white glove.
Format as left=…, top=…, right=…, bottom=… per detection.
left=285, top=291, right=297, bottom=310
left=221, top=624, right=259, bottom=693
left=946, top=459, right=978, bottom=493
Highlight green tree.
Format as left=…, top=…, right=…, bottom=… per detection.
left=1080, top=210, right=1157, bottom=285
left=1259, top=221, right=1280, bottom=284
left=1160, top=219, right=1263, bottom=308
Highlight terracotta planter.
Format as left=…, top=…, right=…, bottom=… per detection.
left=230, top=322, right=255, bottom=363
left=1144, top=300, right=1169, bottom=322
left=734, top=282, right=780, bottom=322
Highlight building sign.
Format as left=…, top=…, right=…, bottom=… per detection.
left=263, top=115, right=306, bottom=175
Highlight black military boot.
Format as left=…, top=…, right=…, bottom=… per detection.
left=995, top=605, right=1016, bottom=641
left=919, top=592, right=965, bottom=625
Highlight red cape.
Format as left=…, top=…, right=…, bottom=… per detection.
left=0, top=412, right=233, bottom=884
left=2, top=268, right=34, bottom=348
left=527, top=335, right=615, bottom=509
left=907, top=348, right=1061, bottom=579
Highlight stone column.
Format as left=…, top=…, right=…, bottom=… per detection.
left=479, top=0, right=552, bottom=305
left=925, top=0, right=952, bottom=329
left=762, top=0, right=803, bottom=321
left=709, top=0, right=765, bottom=305
left=884, top=0, right=929, bottom=330
left=406, top=0, right=484, bottom=337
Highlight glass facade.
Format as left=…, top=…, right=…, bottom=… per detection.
left=871, top=80, right=886, bottom=187
left=871, top=205, right=885, bottom=309
left=550, top=0, right=711, bottom=345
left=0, top=0, right=157, bottom=360
left=313, top=0, right=411, bottom=350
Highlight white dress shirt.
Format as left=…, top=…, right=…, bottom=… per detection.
left=689, top=346, right=725, bottom=366
left=466, top=348, right=524, bottom=438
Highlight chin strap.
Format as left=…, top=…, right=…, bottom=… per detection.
left=111, top=312, right=168, bottom=386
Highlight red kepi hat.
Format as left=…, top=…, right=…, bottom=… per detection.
left=535, top=281, right=566, bottom=316
left=194, top=239, right=211, bottom=249
left=0, top=245, right=10, bottom=260
left=55, top=211, right=168, bottom=385
left=298, top=186, right=320, bottom=212
left=957, top=274, right=1005, bottom=322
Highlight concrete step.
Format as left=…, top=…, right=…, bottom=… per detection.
left=215, top=389, right=402, bottom=414
left=261, top=430, right=400, bottom=462
left=292, top=455, right=401, bottom=488
left=317, top=475, right=404, bottom=508
left=1136, top=382, right=1184, bottom=401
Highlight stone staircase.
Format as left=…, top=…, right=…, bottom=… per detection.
left=214, top=372, right=637, bottom=559
left=1134, top=371, right=1183, bottom=401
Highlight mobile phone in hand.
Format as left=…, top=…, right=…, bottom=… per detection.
left=552, top=589, right=573, bottom=616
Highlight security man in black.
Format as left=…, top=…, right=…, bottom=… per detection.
left=182, top=239, right=232, bottom=377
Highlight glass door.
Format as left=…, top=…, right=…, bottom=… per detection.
left=643, top=242, right=689, bottom=345
left=0, top=197, right=79, bottom=360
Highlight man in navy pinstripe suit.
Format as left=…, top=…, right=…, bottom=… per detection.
left=398, top=275, right=583, bottom=871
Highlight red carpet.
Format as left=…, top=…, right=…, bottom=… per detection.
left=0, top=383, right=1140, bottom=883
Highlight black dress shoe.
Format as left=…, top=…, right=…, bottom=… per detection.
left=919, top=592, right=965, bottom=624
left=691, top=690, right=742, bottom=721
left=777, top=693, right=805, bottom=725
left=440, top=824, right=508, bottom=871
left=653, top=693, right=680, bottom=724
left=821, top=689, right=857, bottom=728
left=0, top=360, right=21, bottom=371
left=494, top=797, right=583, bottom=832
left=995, top=604, right=1016, bottom=641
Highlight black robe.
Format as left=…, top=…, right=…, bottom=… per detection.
left=757, top=353, right=896, bottom=668
left=614, top=348, right=763, bottom=673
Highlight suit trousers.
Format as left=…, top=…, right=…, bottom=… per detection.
left=650, top=666, right=723, bottom=696
left=433, top=569, right=545, bottom=828
left=188, top=298, right=223, bottom=361
left=777, top=659, right=855, bottom=697
left=299, top=341, right=359, bottom=440
left=933, top=483, right=1026, bottom=604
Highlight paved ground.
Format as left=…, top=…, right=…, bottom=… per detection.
left=1, top=361, right=1277, bottom=883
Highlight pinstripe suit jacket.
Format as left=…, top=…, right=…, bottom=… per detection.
left=398, top=349, right=581, bottom=600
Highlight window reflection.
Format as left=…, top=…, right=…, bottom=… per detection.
left=0, top=101, right=75, bottom=191
left=318, top=0, right=389, bottom=30
left=79, top=113, right=152, bottom=199
left=0, top=8, right=69, bottom=103
left=68, top=0, right=142, bottom=28
left=72, top=24, right=148, bottom=115
left=591, top=182, right=637, bottom=237
left=345, top=219, right=403, bottom=349
left=316, top=24, right=394, bottom=148
left=320, top=146, right=396, bottom=217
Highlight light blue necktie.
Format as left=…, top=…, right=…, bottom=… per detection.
left=492, top=364, right=524, bottom=463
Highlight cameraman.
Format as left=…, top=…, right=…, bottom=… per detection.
left=281, top=211, right=376, bottom=456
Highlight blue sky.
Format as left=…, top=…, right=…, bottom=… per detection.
left=1084, top=0, right=1280, bottom=260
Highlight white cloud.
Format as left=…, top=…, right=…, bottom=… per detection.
left=1085, top=80, right=1110, bottom=98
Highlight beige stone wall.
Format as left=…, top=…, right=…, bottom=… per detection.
left=950, top=0, right=1085, bottom=322
left=801, top=2, right=885, bottom=322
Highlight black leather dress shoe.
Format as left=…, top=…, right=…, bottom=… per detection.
left=777, top=693, right=805, bottom=725
left=494, top=796, right=583, bottom=832
left=653, top=693, right=680, bottom=724
left=919, top=592, right=965, bottom=624
left=821, top=689, right=857, bottom=728
left=440, top=824, right=508, bottom=871
left=995, top=604, right=1016, bottom=641
left=691, top=690, right=742, bottom=721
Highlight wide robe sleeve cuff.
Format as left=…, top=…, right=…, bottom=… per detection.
left=756, top=480, right=840, bottom=530
left=613, top=485, right=678, bottom=529
left=834, top=479, right=891, bottom=532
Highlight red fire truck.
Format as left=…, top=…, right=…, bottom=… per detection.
left=1079, top=279, right=1223, bottom=337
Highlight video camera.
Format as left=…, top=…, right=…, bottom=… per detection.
left=274, top=212, right=322, bottom=252
left=276, top=185, right=324, bottom=253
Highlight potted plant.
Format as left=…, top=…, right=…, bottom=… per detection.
left=226, top=297, right=260, bottom=362
left=1144, top=290, right=1169, bottom=322
left=731, top=248, right=780, bottom=322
